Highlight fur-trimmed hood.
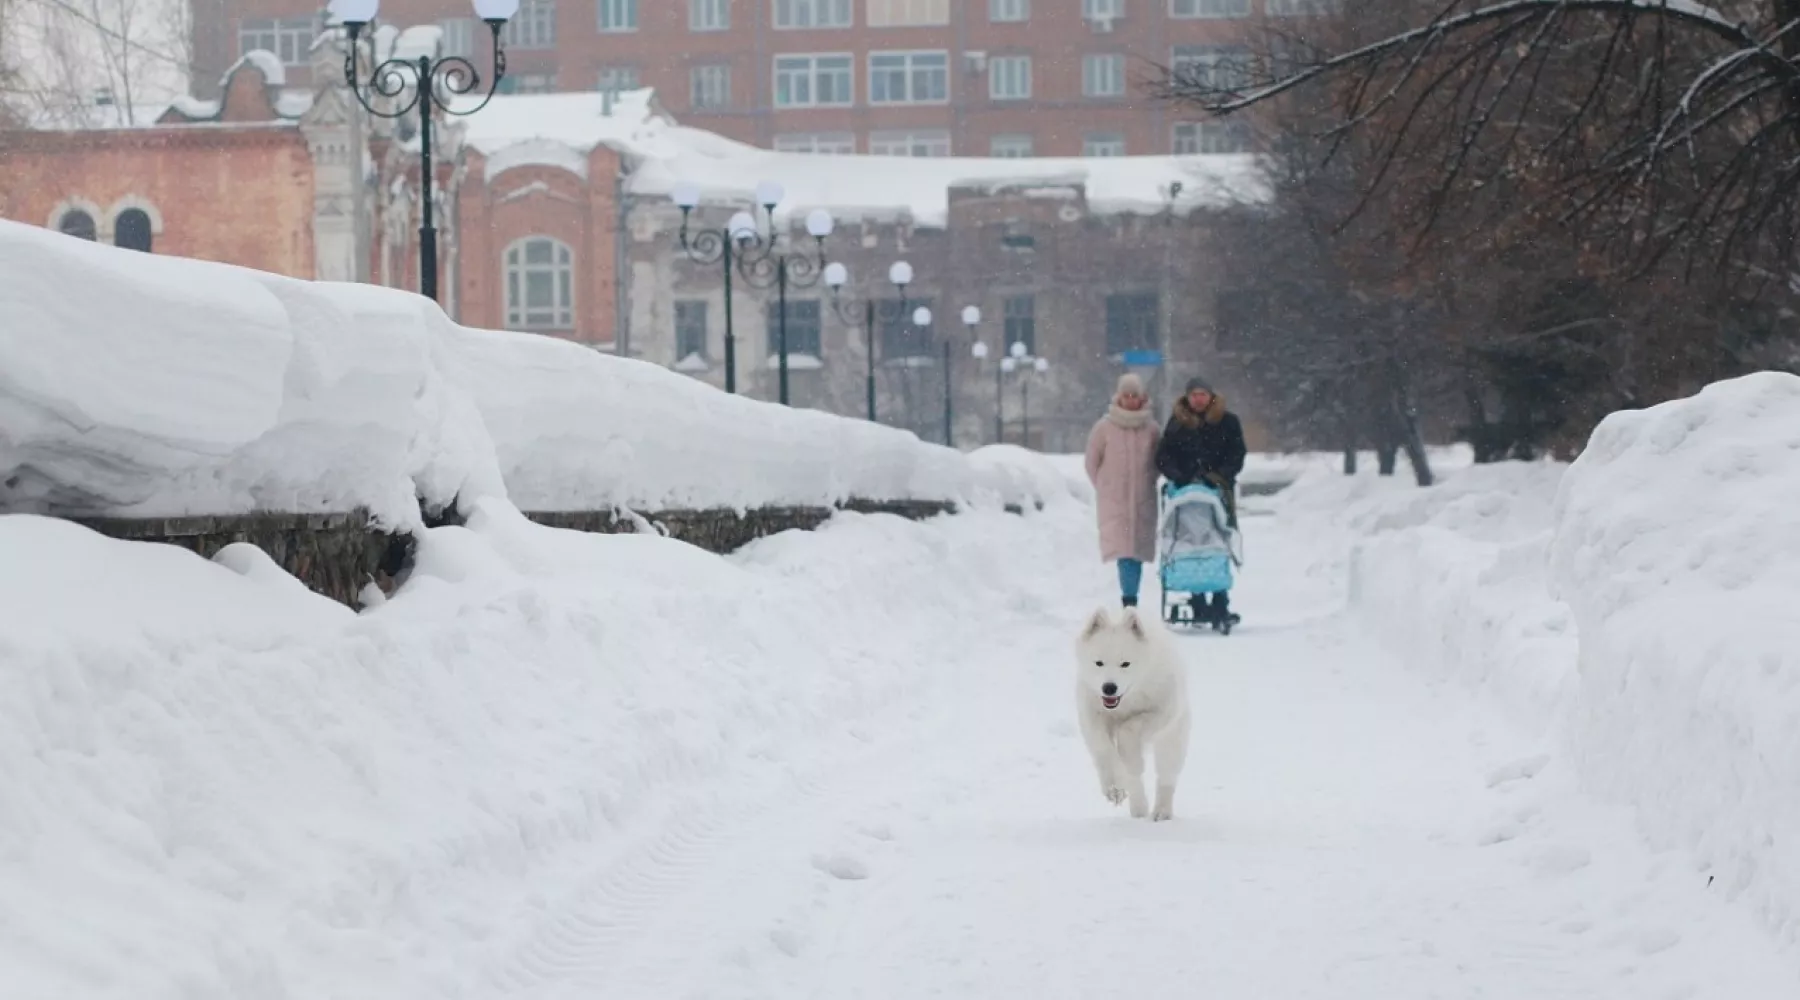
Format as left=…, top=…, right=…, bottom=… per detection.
left=1171, top=392, right=1228, bottom=428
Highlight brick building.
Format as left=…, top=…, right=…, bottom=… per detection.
left=190, top=0, right=1310, bottom=159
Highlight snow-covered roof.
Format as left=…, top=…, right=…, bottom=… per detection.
left=454, top=88, right=1270, bottom=227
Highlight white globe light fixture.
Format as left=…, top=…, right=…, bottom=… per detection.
left=727, top=210, right=757, bottom=242
left=755, top=180, right=785, bottom=210
left=670, top=181, right=701, bottom=210
left=471, top=0, right=519, bottom=22
left=961, top=305, right=981, bottom=327
left=823, top=261, right=848, bottom=289
left=1010, top=341, right=1028, bottom=360
left=1001, top=357, right=1017, bottom=373
left=804, top=208, right=835, bottom=238
left=1034, top=357, right=1049, bottom=373
left=971, top=341, right=989, bottom=359
left=913, top=306, right=932, bottom=327
left=329, top=0, right=379, bottom=24
left=888, top=260, right=913, bottom=287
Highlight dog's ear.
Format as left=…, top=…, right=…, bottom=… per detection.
left=1121, top=607, right=1146, bottom=640
left=1080, top=606, right=1111, bottom=640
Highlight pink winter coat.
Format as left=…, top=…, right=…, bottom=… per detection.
left=1084, top=411, right=1161, bottom=563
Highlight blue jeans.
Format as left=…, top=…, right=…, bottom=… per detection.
left=1117, top=558, right=1144, bottom=600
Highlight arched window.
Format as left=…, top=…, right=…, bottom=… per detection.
left=114, top=208, right=154, bottom=252
left=504, top=236, right=574, bottom=330
left=57, top=210, right=97, bottom=241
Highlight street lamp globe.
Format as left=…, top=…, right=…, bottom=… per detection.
left=913, top=306, right=932, bottom=327
left=804, top=208, right=835, bottom=238
left=329, top=0, right=379, bottom=25
left=755, top=180, right=785, bottom=210
left=471, top=0, right=519, bottom=21
left=1009, top=341, right=1027, bottom=359
left=888, top=260, right=913, bottom=287
left=961, top=305, right=981, bottom=326
left=670, top=181, right=701, bottom=210
left=971, top=341, right=989, bottom=359
left=1034, top=357, right=1050, bottom=373
left=727, top=210, right=757, bottom=243
left=1001, top=357, right=1017, bottom=373
left=823, top=261, right=848, bottom=289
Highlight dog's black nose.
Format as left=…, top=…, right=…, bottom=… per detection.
left=1101, top=682, right=1118, bottom=696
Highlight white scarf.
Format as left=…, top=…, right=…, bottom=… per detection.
left=1106, top=402, right=1152, bottom=429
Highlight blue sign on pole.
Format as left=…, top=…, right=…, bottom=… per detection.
left=1120, top=349, right=1164, bottom=367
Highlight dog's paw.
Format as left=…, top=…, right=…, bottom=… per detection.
left=1151, top=806, right=1174, bottom=822
left=1103, top=785, right=1128, bottom=806
left=1130, top=799, right=1149, bottom=819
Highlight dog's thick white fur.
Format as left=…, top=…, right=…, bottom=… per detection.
left=1074, top=606, right=1190, bottom=821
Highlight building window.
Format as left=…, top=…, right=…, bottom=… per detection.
left=990, top=133, right=1034, bottom=157
left=768, top=300, right=824, bottom=357
left=1105, top=292, right=1159, bottom=355
left=599, top=0, right=638, bottom=32
left=56, top=209, right=97, bottom=241
left=774, top=0, right=853, bottom=28
left=1082, top=53, right=1125, bottom=97
left=1172, top=45, right=1254, bottom=91
left=867, top=0, right=949, bottom=25
left=504, top=237, right=575, bottom=331
left=1084, top=0, right=1122, bottom=16
left=1002, top=295, right=1035, bottom=354
left=597, top=66, right=641, bottom=91
left=691, top=64, right=731, bottom=108
left=774, top=54, right=855, bottom=106
left=439, top=18, right=479, bottom=58
left=114, top=208, right=153, bottom=252
left=988, top=55, right=1031, bottom=100
left=869, top=129, right=951, bottom=156
left=877, top=298, right=933, bottom=358
left=1173, top=120, right=1251, bottom=154
left=869, top=50, right=948, bottom=104
left=499, top=0, right=555, bottom=48
left=1170, top=0, right=1247, bottom=16
left=774, top=131, right=858, bottom=153
left=238, top=16, right=317, bottom=67
left=498, top=72, right=556, bottom=93
left=989, top=0, right=1028, bottom=20
left=675, top=300, right=709, bottom=360
left=1084, top=132, right=1125, bottom=156
left=691, top=0, right=730, bottom=29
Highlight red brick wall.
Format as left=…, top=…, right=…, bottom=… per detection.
left=455, top=146, right=622, bottom=345
left=0, top=127, right=316, bottom=278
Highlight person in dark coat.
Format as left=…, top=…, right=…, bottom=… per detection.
left=1154, top=376, right=1248, bottom=625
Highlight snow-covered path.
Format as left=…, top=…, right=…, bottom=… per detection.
left=487, top=498, right=1800, bottom=1000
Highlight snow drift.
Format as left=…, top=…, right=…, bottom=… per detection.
left=1303, top=372, right=1800, bottom=960
left=0, top=221, right=1063, bottom=527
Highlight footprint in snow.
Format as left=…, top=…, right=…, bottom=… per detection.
left=1486, top=753, right=1552, bottom=789
left=1526, top=844, right=1593, bottom=877
left=811, top=852, right=871, bottom=880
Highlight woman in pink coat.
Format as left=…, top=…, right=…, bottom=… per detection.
left=1084, top=373, right=1162, bottom=607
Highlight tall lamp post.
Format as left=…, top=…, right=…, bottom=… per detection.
left=330, top=0, right=517, bottom=302
left=1002, top=340, right=1050, bottom=449
left=823, top=259, right=915, bottom=422
left=944, top=304, right=980, bottom=448
left=670, top=180, right=833, bottom=404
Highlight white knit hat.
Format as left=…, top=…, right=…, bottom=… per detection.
left=1115, top=373, right=1145, bottom=398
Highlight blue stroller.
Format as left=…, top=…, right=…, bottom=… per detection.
left=1157, top=481, right=1243, bottom=634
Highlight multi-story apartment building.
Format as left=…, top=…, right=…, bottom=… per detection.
left=190, top=0, right=1294, bottom=158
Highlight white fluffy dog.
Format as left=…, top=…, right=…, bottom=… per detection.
left=1074, top=606, right=1190, bottom=821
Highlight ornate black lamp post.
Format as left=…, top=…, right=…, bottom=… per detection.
left=329, top=0, right=517, bottom=302
left=1002, top=341, right=1050, bottom=447
left=823, top=259, right=916, bottom=422
left=670, top=181, right=834, bottom=403
left=944, top=304, right=981, bottom=448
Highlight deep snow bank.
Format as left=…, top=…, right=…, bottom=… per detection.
left=1548, top=372, right=1800, bottom=950
left=1291, top=372, right=1800, bottom=959
left=0, top=495, right=1097, bottom=999
left=0, top=221, right=1059, bottom=526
